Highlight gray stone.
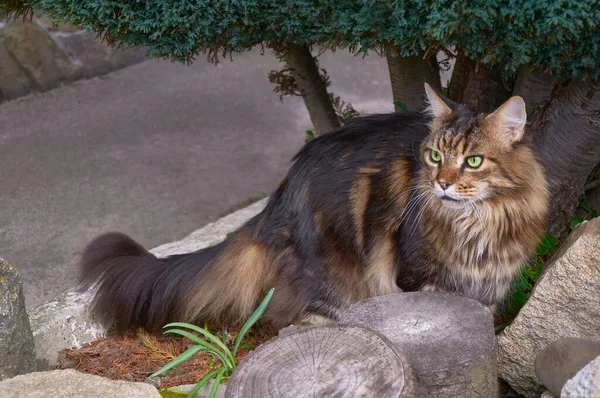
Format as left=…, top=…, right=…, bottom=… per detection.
left=541, top=391, right=557, bottom=398
left=0, top=18, right=146, bottom=104
left=561, top=355, right=600, bottom=398
left=535, top=338, right=600, bottom=396
left=0, top=368, right=161, bottom=397
left=340, top=292, right=497, bottom=398
left=28, top=290, right=105, bottom=367
left=48, top=31, right=148, bottom=80
left=150, top=198, right=268, bottom=257
left=167, top=381, right=226, bottom=398
left=0, top=20, right=76, bottom=101
left=496, top=219, right=600, bottom=397
left=0, top=258, right=35, bottom=380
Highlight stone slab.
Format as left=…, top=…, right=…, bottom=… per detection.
left=0, top=368, right=161, bottom=397
left=496, top=219, right=600, bottom=397
left=0, top=258, right=35, bottom=379
left=561, top=355, right=600, bottom=398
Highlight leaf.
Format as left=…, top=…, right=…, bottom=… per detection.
left=163, top=329, right=234, bottom=369
left=507, top=290, right=529, bottom=316
left=208, top=368, right=226, bottom=398
left=570, top=216, right=585, bottom=230
left=233, top=288, right=275, bottom=357
left=579, top=200, right=593, bottom=215
left=163, top=322, right=234, bottom=364
left=540, top=232, right=558, bottom=248
left=150, top=345, right=203, bottom=378
left=186, top=369, right=221, bottom=398
left=393, top=100, right=408, bottom=112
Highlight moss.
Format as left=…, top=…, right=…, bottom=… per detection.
left=158, top=389, right=189, bottom=398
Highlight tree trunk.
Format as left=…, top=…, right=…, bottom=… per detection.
left=281, top=44, right=340, bottom=135
left=385, top=45, right=441, bottom=112
left=447, top=51, right=512, bottom=112
left=227, top=324, right=414, bottom=398
left=513, top=70, right=557, bottom=117
left=530, top=80, right=600, bottom=238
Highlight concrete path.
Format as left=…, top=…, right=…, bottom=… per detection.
left=0, top=48, right=393, bottom=308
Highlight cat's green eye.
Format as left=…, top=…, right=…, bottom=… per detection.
left=466, top=155, right=483, bottom=168
left=430, top=150, right=442, bottom=163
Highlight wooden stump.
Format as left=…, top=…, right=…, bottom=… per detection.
left=226, top=324, right=414, bottom=398
left=340, top=292, right=497, bottom=398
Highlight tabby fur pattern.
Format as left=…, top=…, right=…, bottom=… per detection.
left=80, top=84, right=548, bottom=331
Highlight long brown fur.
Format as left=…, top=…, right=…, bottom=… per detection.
left=80, top=85, right=548, bottom=331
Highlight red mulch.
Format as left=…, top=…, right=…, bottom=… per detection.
left=55, top=326, right=277, bottom=389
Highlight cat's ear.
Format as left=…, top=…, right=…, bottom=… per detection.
left=424, top=83, right=452, bottom=118
left=485, top=96, right=527, bottom=143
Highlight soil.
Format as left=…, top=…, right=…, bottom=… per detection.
left=54, top=325, right=278, bottom=390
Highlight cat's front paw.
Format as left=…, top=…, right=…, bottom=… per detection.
left=420, top=283, right=441, bottom=292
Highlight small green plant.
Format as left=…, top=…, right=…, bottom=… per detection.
left=393, top=100, right=408, bottom=112
left=305, top=129, right=315, bottom=142
left=570, top=200, right=599, bottom=230
left=150, top=288, right=275, bottom=398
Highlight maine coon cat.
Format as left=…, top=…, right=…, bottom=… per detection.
left=80, top=84, right=548, bottom=330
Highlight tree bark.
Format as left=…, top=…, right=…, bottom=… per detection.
left=513, top=70, right=557, bottom=116
left=385, top=45, right=441, bottom=112
left=227, top=324, right=414, bottom=398
left=281, top=44, right=340, bottom=135
left=530, top=80, right=600, bottom=238
left=447, top=51, right=512, bottom=112
left=340, top=292, right=498, bottom=398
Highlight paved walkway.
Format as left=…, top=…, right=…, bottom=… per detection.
left=0, top=48, right=393, bottom=308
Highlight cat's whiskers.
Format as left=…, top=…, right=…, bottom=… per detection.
left=398, top=187, right=431, bottom=226
left=409, top=194, right=435, bottom=236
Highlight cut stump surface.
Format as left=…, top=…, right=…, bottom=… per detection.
left=226, top=324, right=414, bottom=398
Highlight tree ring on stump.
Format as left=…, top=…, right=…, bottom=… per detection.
left=226, top=324, right=414, bottom=398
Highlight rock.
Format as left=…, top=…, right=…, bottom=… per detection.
left=49, top=31, right=148, bottom=80
left=0, top=19, right=146, bottom=104
left=37, top=16, right=81, bottom=33
left=166, top=380, right=226, bottom=398
left=535, top=338, right=600, bottom=396
left=340, top=292, right=497, bottom=398
left=226, top=324, right=414, bottom=398
left=561, top=355, right=600, bottom=398
left=28, top=290, right=105, bottom=367
left=0, top=258, right=35, bottom=380
left=150, top=198, right=268, bottom=257
left=541, top=391, right=557, bottom=398
left=0, top=20, right=76, bottom=101
left=0, top=368, right=161, bottom=397
left=496, top=219, right=600, bottom=397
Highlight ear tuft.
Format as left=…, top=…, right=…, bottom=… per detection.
left=424, top=83, right=452, bottom=118
left=485, top=96, right=527, bottom=143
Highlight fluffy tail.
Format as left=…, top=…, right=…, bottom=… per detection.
left=80, top=226, right=275, bottom=332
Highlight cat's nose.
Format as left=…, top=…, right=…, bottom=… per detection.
left=438, top=180, right=452, bottom=190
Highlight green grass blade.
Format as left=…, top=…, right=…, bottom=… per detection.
left=233, top=288, right=274, bottom=357
left=149, top=345, right=203, bottom=378
left=186, top=369, right=221, bottom=398
left=164, top=329, right=234, bottom=369
left=164, top=322, right=234, bottom=363
left=208, top=368, right=226, bottom=398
